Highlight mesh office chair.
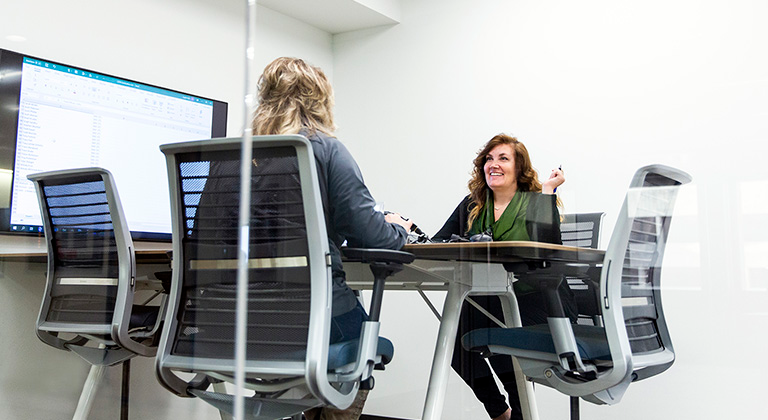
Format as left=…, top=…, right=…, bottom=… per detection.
left=463, top=165, right=691, bottom=419
left=28, top=168, right=166, bottom=419
left=561, top=212, right=605, bottom=327
left=156, top=135, right=412, bottom=419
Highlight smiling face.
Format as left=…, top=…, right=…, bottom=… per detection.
left=483, top=144, right=518, bottom=193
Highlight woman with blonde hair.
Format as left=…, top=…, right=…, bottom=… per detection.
left=433, top=133, right=571, bottom=420
left=252, top=56, right=337, bottom=137
left=253, top=57, right=412, bottom=420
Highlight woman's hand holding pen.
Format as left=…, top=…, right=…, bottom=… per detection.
left=542, top=166, right=565, bottom=195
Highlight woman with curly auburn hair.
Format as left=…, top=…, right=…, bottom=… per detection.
left=466, top=134, right=563, bottom=231
left=433, top=133, right=571, bottom=420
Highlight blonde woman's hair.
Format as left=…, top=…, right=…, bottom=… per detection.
left=252, top=57, right=336, bottom=136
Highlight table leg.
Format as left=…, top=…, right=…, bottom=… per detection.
left=500, top=292, right=539, bottom=420
left=421, top=280, right=470, bottom=420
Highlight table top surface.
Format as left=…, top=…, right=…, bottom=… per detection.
left=402, top=241, right=604, bottom=264
left=0, top=234, right=171, bottom=263
left=0, top=233, right=604, bottom=265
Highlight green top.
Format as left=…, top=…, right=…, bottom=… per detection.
left=469, top=190, right=532, bottom=241
left=469, top=190, right=538, bottom=294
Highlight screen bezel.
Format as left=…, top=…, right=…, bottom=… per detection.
left=0, top=48, right=228, bottom=241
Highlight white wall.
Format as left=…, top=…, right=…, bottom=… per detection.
left=334, top=0, right=768, bottom=419
left=0, top=1, right=333, bottom=419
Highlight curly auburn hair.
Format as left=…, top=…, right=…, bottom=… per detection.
left=252, top=57, right=336, bottom=136
left=466, top=134, right=550, bottom=229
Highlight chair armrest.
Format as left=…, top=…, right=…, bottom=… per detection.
left=341, top=248, right=415, bottom=265
left=341, top=248, right=415, bottom=322
left=512, top=269, right=594, bottom=376
left=546, top=317, right=592, bottom=375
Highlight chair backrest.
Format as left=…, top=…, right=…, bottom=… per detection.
left=561, top=212, right=604, bottom=249
left=561, top=212, right=605, bottom=325
left=592, top=164, right=691, bottom=402
left=28, top=167, right=157, bottom=365
left=156, top=135, right=355, bottom=412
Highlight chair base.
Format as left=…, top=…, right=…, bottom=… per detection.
left=189, top=388, right=320, bottom=420
left=67, top=343, right=135, bottom=366
left=73, top=364, right=105, bottom=420
left=120, top=360, right=130, bottom=420
left=570, top=396, right=580, bottom=420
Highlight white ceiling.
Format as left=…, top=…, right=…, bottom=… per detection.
left=257, top=0, right=400, bottom=34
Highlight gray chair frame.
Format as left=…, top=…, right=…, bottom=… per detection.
left=156, top=135, right=409, bottom=419
left=464, top=164, right=691, bottom=410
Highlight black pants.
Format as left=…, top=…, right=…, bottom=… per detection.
left=451, top=286, right=576, bottom=420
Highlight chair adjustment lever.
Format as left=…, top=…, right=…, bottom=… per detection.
left=187, top=373, right=212, bottom=391
left=558, top=352, right=597, bottom=380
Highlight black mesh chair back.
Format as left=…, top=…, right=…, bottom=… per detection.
left=40, top=173, right=120, bottom=328
left=561, top=213, right=604, bottom=249
left=561, top=212, right=605, bottom=326
left=172, top=146, right=311, bottom=362
left=157, top=135, right=396, bottom=419
left=28, top=167, right=162, bottom=365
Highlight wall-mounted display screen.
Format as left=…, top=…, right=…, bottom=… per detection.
left=0, top=49, right=228, bottom=240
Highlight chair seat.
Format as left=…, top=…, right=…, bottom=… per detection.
left=327, top=337, right=394, bottom=370
left=462, top=324, right=611, bottom=361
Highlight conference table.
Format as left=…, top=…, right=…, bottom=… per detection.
left=344, top=241, right=605, bottom=420
left=0, top=235, right=604, bottom=420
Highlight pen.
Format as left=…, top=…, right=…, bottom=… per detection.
left=554, top=165, right=562, bottom=193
